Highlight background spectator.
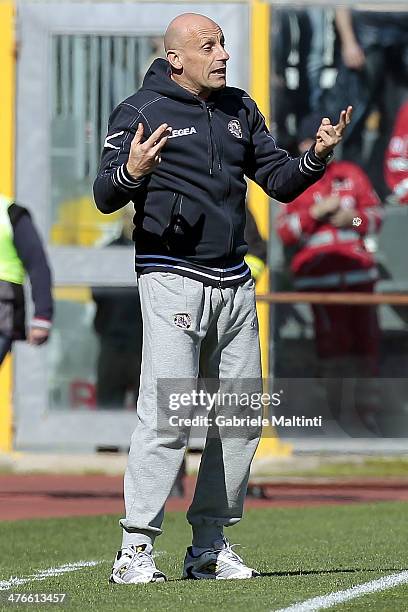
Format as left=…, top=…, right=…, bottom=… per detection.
left=334, top=8, right=408, bottom=198
left=271, top=8, right=337, bottom=153
left=385, top=100, right=408, bottom=205
left=276, top=114, right=383, bottom=433
left=0, top=194, right=53, bottom=367
left=271, top=8, right=314, bottom=152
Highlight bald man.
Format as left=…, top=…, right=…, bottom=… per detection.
left=94, top=13, right=351, bottom=584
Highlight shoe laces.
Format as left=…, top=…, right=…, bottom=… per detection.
left=136, top=551, right=155, bottom=569
left=126, top=548, right=154, bottom=570
left=216, top=542, right=244, bottom=565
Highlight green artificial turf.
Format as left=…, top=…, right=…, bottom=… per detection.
left=1, top=503, right=408, bottom=611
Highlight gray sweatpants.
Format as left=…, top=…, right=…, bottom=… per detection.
left=120, top=272, right=262, bottom=548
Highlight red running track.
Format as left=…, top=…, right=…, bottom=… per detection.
left=0, top=475, right=407, bottom=521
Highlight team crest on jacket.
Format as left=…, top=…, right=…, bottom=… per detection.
left=228, top=120, right=242, bottom=139
left=174, top=313, right=192, bottom=329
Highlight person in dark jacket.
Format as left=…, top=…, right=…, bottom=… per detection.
left=92, top=207, right=142, bottom=410
left=0, top=194, right=53, bottom=366
left=93, top=13, right=351, bottom=585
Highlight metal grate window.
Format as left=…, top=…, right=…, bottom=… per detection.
left=51, top=34, right=162, bottom=180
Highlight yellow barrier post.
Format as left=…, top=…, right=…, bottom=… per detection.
left=0, top=0, right=16, bottom=452
left=249, top=0, right=291, bottom=458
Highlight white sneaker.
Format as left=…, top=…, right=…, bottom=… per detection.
left=182, top=537, right=260, bottom=580
left=109, top=544, right=167, bottom=584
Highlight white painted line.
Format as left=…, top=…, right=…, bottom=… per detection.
left=0, top=550, right=168, bottom=591
left=0, top=560, right=103, bottom=591
left=275, top=571, right=408, bottom=612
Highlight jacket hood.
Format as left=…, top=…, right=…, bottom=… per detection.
left=142, top=58, right=202, bottom=104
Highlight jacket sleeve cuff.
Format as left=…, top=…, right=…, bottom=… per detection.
left=111, top=164, right=147, bottom=191
left=31, top=318, right=52, bottom=330
left=310, top=144, right=334, bottom=164
left=299, top=146, right=331, bottom=177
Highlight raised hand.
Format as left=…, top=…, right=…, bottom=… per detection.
left=315, top=106, right=353, bottom=160
left=126, top=122, right=172, bottom=180
left=330, top=208, right=359, bottom=228
left=310, top=195, right=341, bottom=220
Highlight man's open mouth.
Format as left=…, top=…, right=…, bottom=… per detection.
left=211, top=68, right=226, bottom=75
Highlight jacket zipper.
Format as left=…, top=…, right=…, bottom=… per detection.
left=205, top=104, right=214, bottom=176
left=205, top=102, right=232, bottom=293
left=205, top=104, right=222, bottom=175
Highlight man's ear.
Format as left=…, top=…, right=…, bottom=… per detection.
left=167, top=50, right=183, bottom=71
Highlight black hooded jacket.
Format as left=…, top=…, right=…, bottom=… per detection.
left=93, top=58, right=328, bottom=287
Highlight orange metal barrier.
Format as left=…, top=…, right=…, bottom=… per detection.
left=256, top=292, right=408, bottom=305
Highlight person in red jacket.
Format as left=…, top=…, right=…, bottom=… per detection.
left=276, top=113, right=383, bottom=433
left=385, top=100, right=408, bottom=205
